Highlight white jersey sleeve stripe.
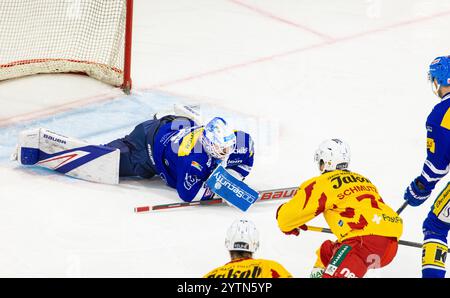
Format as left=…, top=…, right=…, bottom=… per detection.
left=425, top=160, right=449, bottom=175
left=238, top=164, right=252, bottom=173
left=421, top=171, right=443, bottom=182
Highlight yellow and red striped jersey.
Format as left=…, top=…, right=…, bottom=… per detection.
left=277, top=170, right=403, bottom=242
left=204, top=258, right=292, bottom=278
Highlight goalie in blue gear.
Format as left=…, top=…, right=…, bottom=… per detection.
left=106, top=115, right=254, bottom=202
left=404, top=56, right=450, bottom=278
left=13, top=109, right=254, bottom=202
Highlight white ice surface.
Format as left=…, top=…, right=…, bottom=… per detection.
left=1, top=0, right=450, bottom=277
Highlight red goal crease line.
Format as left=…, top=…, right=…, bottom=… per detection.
left=146, top=9, right=450, bottom=90
left=0, top=58, right=123, bottom=74
left=0, top=91, right=123, bottom=128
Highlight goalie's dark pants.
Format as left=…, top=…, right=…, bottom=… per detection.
left=318, top=235, right=398, bottom=278
left=105, top=115, right=191, bottom=179
left=105, top=119, right=162, bottom=178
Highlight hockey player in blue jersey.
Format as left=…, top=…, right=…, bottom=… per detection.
left=13, top=110, right=254, bottom=202
left=106, top=115, right=254, bottom=202
left=404, top=56, right=450, bottom=278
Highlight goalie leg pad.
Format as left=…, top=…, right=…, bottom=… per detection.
left=15, top=128, right=120, bottom=184
left=16, top=128, right=40, bottom=165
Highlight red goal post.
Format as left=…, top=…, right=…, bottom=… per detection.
left=0, top=0, right=133, bottom=93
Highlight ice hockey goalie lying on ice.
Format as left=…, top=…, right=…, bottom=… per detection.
left=276, top=139, right=403, bottom=278
left=11, top=110, right=254, bottom=202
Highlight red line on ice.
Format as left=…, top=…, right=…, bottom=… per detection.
left=227, top=0, right=334, bottom=41
left=2, top=9, right=450, bottom=125
left=0, top=91, right=121, bottom=127
left=146, top=9, right=450, bottom=90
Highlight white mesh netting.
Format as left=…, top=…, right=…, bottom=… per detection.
left=0, top=0, right=129, bottom=87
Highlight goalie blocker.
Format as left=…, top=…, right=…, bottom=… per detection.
left=12, top=128, right=120, bottom=184
left=206, top=166, right=259, bottom=212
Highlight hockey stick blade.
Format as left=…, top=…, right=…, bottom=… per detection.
left=134, top=186, right=298, bottom=213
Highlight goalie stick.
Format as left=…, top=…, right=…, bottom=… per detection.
left=134, top=186, right=298, bottom=213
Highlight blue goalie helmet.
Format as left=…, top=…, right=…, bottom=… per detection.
left=429, top=56, right=450, bottom=97
left=201, top=117, right=236, bottom=160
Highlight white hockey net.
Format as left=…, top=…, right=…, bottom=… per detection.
left=0, top=0, right=131, bottom=88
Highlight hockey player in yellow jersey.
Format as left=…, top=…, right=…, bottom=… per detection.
left=204, top=219, right=292, bottom=278
left=276, top=139, right=403, bottom=278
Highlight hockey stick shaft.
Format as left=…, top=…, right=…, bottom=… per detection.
left=134, top=186, right=298, bottom=213
left=396, top=201, right=408, bottom=215
left=137, top=198, right=224, bottom=212
left=305, top=225, right=425, bottom=249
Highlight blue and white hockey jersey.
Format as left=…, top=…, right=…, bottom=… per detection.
left=419, top=93, right=450, bottom=191
left=152, top=118, right=254, bottom=202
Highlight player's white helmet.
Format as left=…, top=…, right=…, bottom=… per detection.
left=201, top=117, right=236, bottom=160
left=225, top=219, right=259, bottom=253
left=314, top=139, right=351, bottom=173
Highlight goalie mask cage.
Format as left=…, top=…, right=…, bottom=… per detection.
left=0, top=0, right=133, bottom=93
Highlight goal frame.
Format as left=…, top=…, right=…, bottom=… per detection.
left=0, top=0, right=134, bottom=94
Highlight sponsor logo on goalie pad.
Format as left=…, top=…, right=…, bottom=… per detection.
left=43, top=133, right=67, bottom=145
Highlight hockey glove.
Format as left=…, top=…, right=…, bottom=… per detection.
left=404, top=177, right=432, bottom=207
left=283, top=225, right=308, bottom=236
left=275, top=205, right=307, bottom=236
